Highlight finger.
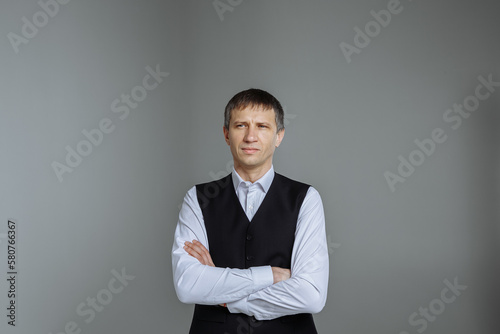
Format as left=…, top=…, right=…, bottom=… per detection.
left=192, top=240, right=210, bottom=256
left=184, top=246, right=203, bottom=262
left=190, top=241, right=212, bottom=264
left=185, top=242, right=213, bottom=266
left=183, top=243, right=207, bottom=264
left=186, top=242, right=207, bottom=258
left=193, top=241, right=215, bottom=267
left=184, top=240, right=215, bottom=266
left=191, top=239, right=215, bottom=267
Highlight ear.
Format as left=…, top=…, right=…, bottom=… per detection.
left=223, top=125, right=230, bottom=145
left=275, top=128, right=285, bottom=147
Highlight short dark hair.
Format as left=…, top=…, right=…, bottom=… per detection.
left=224, top=88, right=284, bottom=132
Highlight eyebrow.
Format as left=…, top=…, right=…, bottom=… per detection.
left=232, top=120, right=271, bottom=125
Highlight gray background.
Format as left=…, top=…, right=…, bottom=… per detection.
left=1, top=0, right=499, bottom=333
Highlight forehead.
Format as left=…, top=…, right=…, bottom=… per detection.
left=231, top=105, right=276, bottom=123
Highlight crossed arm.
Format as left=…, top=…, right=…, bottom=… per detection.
left=184, top=240, right=292, bottom=284
left=183, top=239, right=292, bottom=307
left=172, top=186, right=329, bottom=320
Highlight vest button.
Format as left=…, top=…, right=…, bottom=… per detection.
left=246, top=255, right=254, bottom=261
left=246, top=234, right=252, bottom=240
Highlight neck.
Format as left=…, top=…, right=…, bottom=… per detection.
left=234, top=164, right=272, bottom=183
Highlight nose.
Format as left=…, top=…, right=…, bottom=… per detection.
left=244, top=125, right=258, bottom=142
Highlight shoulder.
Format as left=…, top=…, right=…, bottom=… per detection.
left=274, top=172, right=310, bottom=190
left=183, top=185, right=198, bottom=202
left=195, top=174, right=232, bottom=189
left=304, top=186, right=322, bottom=203
left=194, top=174, right=233, bottom=204
left=274, top=173, right=323, bottom=203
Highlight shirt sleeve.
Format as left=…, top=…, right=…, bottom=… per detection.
left=172, top=186, right=274, bottom=305
left=226, top=187, right=329, bottom=320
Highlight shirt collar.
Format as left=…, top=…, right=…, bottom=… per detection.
left=231, top=165, right=275, bottom=193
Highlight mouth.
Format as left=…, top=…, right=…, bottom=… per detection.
left=241, top=147, right=259, bottom=154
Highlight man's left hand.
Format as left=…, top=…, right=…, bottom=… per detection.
left=183, top=240, right=215, bottom=267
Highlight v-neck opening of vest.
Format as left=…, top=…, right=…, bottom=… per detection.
left=231, top=173, right=276, bottom=223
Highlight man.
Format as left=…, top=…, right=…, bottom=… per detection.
left=172, top=88, right=329, bottom=333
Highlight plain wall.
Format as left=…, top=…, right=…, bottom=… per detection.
left=0, top=0, right=498, bottom=333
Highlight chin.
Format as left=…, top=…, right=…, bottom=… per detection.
left=239, top=159, right=259, bottom=167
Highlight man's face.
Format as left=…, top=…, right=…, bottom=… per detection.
left=223, top=105, right=284, bottom=173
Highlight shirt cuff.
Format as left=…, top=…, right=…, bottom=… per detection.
left=227, top=266, right=272, bottom=315
left=250, top=265, right=274, bottom=290
left=227, top=296, right=249, bottom=314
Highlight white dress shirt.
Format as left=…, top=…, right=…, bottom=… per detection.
left=172, top=165, right=329, bottom=320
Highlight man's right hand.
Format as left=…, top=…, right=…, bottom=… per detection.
left=271, top=267, right=291, bottom=284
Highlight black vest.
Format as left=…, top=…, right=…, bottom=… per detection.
left=189, top=172, right=318, bottom=334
